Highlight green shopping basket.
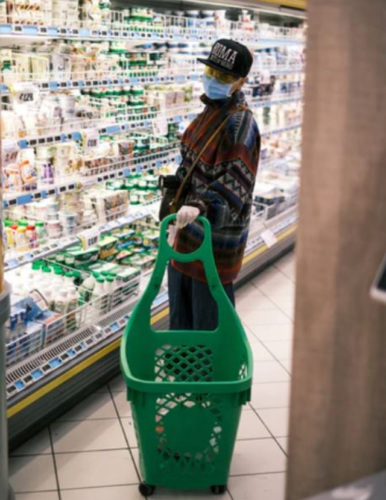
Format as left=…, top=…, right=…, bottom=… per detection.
left=120, top=215, right=253, bottom=497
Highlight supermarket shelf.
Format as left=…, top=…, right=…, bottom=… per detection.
left=0, top=68, right=304, bottom=96
left=0, top=23, right=305, bottom=47
left=264, top=66, right=304, bottom=76
left=3, top=117, right=301, bottom=271
left=256, top=38, right=304, bottom=47
left=2, top=152, right=300, bottom=273
left=7, top=95, right=301, bottom=152
left=261, top=122, right=302, bottom=138
left=3, top=201, right=161, bottom=272
left=259, top=0, right=307, bottom=11
left=14, top=107, right=199, bottom=150
left=4, top=288, right=154, bottom=402
left=2, top=145, right=181, bottom=209
left=251, top=94, right=303, bottom=108
left=6, top=204, right=297, bottom=447
left=0, top=73, right=202, bottom=96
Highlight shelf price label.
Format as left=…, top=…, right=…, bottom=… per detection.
left=10, top=82, right=39, bottom=105
left=261, top=229, right=278, bottom=248
left=79, top=227, right=100, bottom=250
left=82, top=129, right=99, bottom=152
left=153, top=117, right=168, bottom=137
left=3, top=140, right=19, bottom=166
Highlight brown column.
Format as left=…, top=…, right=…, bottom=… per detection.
left=286, top=1, right=386, bottom=499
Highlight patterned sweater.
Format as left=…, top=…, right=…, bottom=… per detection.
left=172, top=90, right=260, bottom=284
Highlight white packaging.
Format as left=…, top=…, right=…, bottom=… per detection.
left=54, top=290, right=68, bottom=315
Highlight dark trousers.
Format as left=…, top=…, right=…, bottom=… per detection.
left=168, top=264, right=235, bottom=331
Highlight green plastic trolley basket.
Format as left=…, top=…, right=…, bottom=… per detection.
left=120, top=215, right=253, bottom=497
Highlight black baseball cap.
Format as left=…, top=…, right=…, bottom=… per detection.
left=198, top=39, right=253, bottom=78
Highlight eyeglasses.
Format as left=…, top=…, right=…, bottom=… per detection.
left=204, top=65, right=239, bottom=84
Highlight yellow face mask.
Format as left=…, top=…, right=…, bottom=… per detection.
left=204, top=65, right=239, bottom=84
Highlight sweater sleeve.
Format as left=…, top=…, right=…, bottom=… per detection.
left=187, top=113, right=260, bottom=229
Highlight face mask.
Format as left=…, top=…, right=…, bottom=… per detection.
left=202, top=74, right=233, bottom=100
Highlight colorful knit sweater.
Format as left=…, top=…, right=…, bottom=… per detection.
left=172, top=90, right=260, bottom=284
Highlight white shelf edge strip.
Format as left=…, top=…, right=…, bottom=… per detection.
left=0, top=23, right=305, bottom=46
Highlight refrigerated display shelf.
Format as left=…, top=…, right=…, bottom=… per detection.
left=252, top=94, right=303, bottom=108
left=0, top=74, right=202, bottom=96
left=6, top=205, right=296, bottom=448
left=5, top=288, right=144, bottom=399
left=3, top=140, right=299, bottom=273
left=3, top=201, right=159, bottom=272
left=0, top=68, right=304, bottom=96
left=10, top=95, right=301, bottom=151
left=14, top=107, right=199, bottom=150
left=2, top=145, right=181, bottom=209
left=261, top=122, right=302, bottom=138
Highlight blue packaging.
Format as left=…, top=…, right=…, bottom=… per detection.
left=24, top=290, right=48, bottom=322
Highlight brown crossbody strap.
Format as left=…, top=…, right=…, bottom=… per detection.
left=170, top=105, right=248, bottom=213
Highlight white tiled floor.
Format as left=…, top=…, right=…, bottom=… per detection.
left=10, top=251, right=296, bottom=500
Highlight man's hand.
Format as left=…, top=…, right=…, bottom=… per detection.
left=176, top=206, right=200, bottom=228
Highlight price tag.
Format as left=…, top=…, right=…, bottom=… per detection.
left=79, top=227, right=100, bottom=250
left=10, top=82, right=39, bottom=104
left=82, top=128, right=99, bottom=152
left=3, top=140, right=19, bottom=167
left=153, top=117, right=168, bottom=136
left=261, top=229, right=278, bottom=248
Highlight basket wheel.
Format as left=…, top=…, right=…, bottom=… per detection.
left=211, top=485, right=227, bottom=495
left=139, top=483, right=155, bottom=497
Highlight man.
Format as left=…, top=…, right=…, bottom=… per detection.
left=168, top=39, right=261, bottom=331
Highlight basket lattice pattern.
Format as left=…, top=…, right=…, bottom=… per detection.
left=154, top=344, right=214, bottom=382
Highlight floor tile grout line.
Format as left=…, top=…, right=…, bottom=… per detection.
left=60, top=481, right=140, bottom=491
left=108, top=384, right=144, bottom=486
left=249, top=405, right=290, bottom=411
left=10, top=489, right=60, bottom=495
left=249, top=264, right=295, bottom=290
left=273, top=262, right=296, bottom=284
left=226, top=484, right=236, bottom=500
left=229, top=469, right=287, bottom=478
left=52, top=447, right=131, bottom=455
left=48, top=425, right=63, bottom=500
left=54, top=416, right=123, bottom=423
left=243, top=324, right=279, bottom=359
left=245, top=403, right=290, bottom=410
left=15, top=484, right=141, bottom=495
left=244, top=323, right=293, bottom=377
left=257, top=284, right=295, bottom=323
left=248, top=406, right=289, bottom=458
left=11, top=452, right=53, bottom=457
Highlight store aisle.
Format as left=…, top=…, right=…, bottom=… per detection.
left=9, top=251, right=295, bottom=500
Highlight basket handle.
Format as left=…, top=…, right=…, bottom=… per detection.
left=155, top=214, right=221, bottom=287
left=132, top=214, right=237, bottom=329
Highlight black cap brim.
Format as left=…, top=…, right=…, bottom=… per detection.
left=197, top=57, right=241, bottom=78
